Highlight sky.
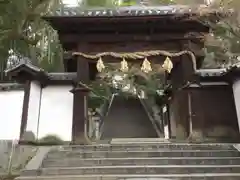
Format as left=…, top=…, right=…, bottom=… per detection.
left=63, top=0, right=79, bottom=6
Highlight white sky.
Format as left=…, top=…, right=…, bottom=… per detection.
left=63, top=0, right=79, bottom=6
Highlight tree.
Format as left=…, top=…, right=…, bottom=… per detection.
left=80, top=0, right=114, bottom=7
left=203, top=0, right=240, bottom=68
left=0, top=0, right=64, bottom=81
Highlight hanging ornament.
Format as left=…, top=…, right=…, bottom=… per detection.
left=141, top=57, right=152, bottom=73
left=162, top=56, right=173, bottom=73
left=120, top=58, right=129, bottom=72
left=96, top=57, right=105, bottom=72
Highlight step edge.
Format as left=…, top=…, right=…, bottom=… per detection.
left=47, top=150, right=239, bottom=153
left=56, top=143, right=237, bottom=147
left=40, top=164, right=240, bottom=170
left=16, top=173, right=240, bottom=179
left=43, top=156, right=240, bottom=161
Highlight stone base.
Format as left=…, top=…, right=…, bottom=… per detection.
left=186, top=127, right=240, bottom=143
left=206, top=126, right=239, bottom=138
left=175, top=125, right=188, bottom=140
left=188, top=130, right=204, bottom=143
left=72, top=132, right=92, bottom=145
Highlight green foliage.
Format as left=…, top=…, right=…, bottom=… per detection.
left=0, top=0, right=64, bottom=80
left=84, top=62, right=164, bottom=100
left=118, top=0, right=137, bottom=6
left=81, top=0, right=115, bottom=7
left=88, top=97, right=107, bottom=110
left=203, top=0, right=240, bottom=68
left=39, top=134, right=64, bottom=145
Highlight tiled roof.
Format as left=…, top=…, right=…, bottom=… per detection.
left=5, top=57, right=44, bottom=75
left=188, top=82, right=229, bottom=87
left=49, top=5, right=208, bottom=17
left=195, top=69, right=227, bottom=77
left=0, top=83, right=24, bottom=91
left=5, top=56, right=77, bottom=82
left=226, top=62, right=240, bottom=72
left=47, top=73, right=77, bottom=81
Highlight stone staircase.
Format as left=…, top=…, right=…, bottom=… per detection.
left=17, top=143, right=240, bottom=180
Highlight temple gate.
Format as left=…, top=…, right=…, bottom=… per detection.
left=44, top=5, right=208, bottom=143
left=5, top=5, right=240, bottom=144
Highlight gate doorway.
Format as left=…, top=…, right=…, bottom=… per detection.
left=100, top=95, right=159, bottom=140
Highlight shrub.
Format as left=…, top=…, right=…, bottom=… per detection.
left=39, top=134, right=64, bottom=145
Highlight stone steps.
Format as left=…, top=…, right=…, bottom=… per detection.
left=36, top=165, right=240, bottom=175
left=55, top=143, right=236, bottom=151
left=16, top=173, right=240, bottom=180
left=42, top=157, right=240, bottom=167
left=110, top=138, right=168, bottom=144
left=46, top=150, right=240, bottom=159
left=18, top=143, right=240, bottom=180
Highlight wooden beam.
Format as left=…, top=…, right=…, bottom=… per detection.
left=20, top=81, right=30, bottom=140
left=60, top=33, right=205, bottom=44
left=51, top=16, right=209, bottom=34
left=71, top=55, right=89, bottom=144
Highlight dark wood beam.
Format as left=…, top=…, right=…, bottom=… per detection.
left=60, top=33, right=205, bottom=44
left=20, top=81, right=30, bottom=140
left=50, top=16, right=209, bottom=34
left=71, top=54, right=90, bottom=144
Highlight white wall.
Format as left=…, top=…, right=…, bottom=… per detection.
left=0, top=90, right=24, bottom=140
left=26, top=81, right=41, bottom=139
left=38, top=85, right=73, bottom=141
left=232, top=79, right=240, bottom=132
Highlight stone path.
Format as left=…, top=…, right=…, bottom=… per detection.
left=0, top=140, right=37, bottom=176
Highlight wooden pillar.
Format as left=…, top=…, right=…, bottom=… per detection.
left=71, top=55, right=89, bottom=144
left=232, top=78, right=240, bottom=132
left=169, top=60, right=189, bottom=140
left=175, top=91, right=189, bottom=140
left=168, top=40, right=199, bottom=141
left=188, top=89, right=205, bottom=142
left=19, top=81, right=31, bottom=140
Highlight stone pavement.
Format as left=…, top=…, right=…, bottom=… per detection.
left=0, top=140, right=38, bottom=175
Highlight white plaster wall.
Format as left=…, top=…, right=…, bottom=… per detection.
left=0, top=90, right=24, bottom=140
left=38, top=85, right=73, bottom=141
left=26, top=81, right=41, bottom=139
left=162, top=106, right=169, bottom=139
left=232, top=80, right=240, bottom=132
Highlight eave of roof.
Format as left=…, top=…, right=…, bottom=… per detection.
left=45, top=5, right=220, bottom=19
left=47, top=72, right=77, bottom=81
left=5, top=62, right=44, bottom=75
left=0, top=83, right=24, bottom=91
left=187, top=81, right=229, bottom=88
left=226, top=62, right=240, bottom=73
left=195, top=68, right=227, bottom=77
left=5, top=59, right=77, bottom=83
